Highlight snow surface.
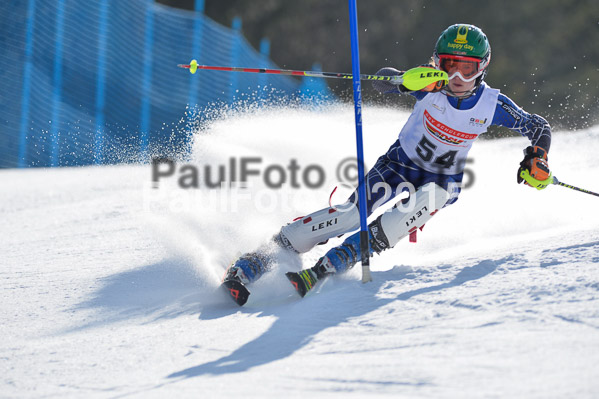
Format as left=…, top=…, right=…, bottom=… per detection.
left=2, top=105, right=599, bottom=398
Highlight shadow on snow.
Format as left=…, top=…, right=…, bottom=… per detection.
left=167, top=257, right=505, bottom=380
left=63, top=257, right=218, bottom=333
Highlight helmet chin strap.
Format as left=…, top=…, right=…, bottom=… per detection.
left=442, top=76, right=484, bottom=99
left=442, top=86, right=476, bottom=99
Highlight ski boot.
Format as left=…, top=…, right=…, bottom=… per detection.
left=286, top=226, right=388, bottom=297
left=285, top=240, right=357, bottom=298
left=222, top=252, right=270, bottom=306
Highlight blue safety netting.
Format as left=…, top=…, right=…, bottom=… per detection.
left=0, top=0, right=330, bottom=168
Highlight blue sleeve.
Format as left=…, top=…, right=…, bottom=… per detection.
left=409, top=91, right=428, bottom=101
left=492, top=93, right=551, bottom=152
left=380, top=90, right=427, bottom=100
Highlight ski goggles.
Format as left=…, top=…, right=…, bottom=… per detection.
left=438, top=55, right=486, bottom=82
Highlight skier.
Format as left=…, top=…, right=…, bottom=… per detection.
left=222, top=23, right=553, bottom=305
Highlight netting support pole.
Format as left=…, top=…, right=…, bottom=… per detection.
left=229, top=17, right=242, bottom=105
left=185, top=0, right=204, bottom=150
left=18, top=0, right=37, bottom=168
left=49, top=0, right=66, bottom=167
left=259, top=38, right=270, bottom=100
left=94, top=0, right=109, bottom=165
left=140, top=0, right=155, bottom=161
left=188, top=0, right=204, bottom=109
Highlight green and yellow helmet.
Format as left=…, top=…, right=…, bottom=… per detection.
left=433, top=24, right=491, bottom=96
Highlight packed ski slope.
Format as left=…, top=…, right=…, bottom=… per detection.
left=2, top=105, right=599, bottom=398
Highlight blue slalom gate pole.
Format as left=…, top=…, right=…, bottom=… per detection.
left=347, top=0, right=372, bottom=283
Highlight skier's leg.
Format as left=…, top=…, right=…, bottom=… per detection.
left=309, top=182, right=452, bottom=277
left=224, top=197, right=365, bottom=285
left=223, top=251, right=271, bottom=285
left=224, top=204, right=360, bottom=287
left=276, top=203, right=361, bottom=253
left=287, top=182, right=451, bottom=297
left=227, top=168, right=394, bottom=286
left=238, top=144, right=417, bottom=286
left=277, top=146, right=409, bottom=255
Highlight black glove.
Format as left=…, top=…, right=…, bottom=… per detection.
left=371, top=67, right=408, bottom=93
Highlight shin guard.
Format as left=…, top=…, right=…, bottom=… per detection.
left=279, top=203, right=360, bottom=253
left=378, top=182, right=449, bottom=247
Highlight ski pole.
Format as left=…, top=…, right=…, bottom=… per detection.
left=553, top=176, right=599, bottom=197
left=177, top=60, right=448, bottom=92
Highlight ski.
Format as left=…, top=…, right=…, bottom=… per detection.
left=222, top=279, right=250, bottom=306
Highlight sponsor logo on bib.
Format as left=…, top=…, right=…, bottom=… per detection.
left=423, top=109, right=478, bottom=146
left=469, top=117, right=488, bottom=127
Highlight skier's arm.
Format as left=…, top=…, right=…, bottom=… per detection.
left=492, top=94, right=553, bottom=189
left=371, top=67, right=408, bottom=94
left=492, top=94, right=551, bottom=152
